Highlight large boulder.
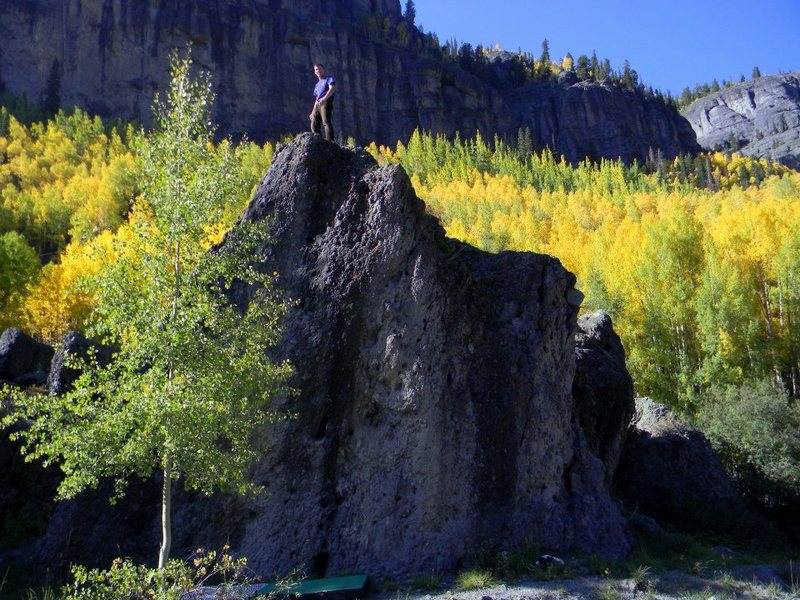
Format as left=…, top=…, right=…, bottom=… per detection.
left=615, top=398, right=780, bottom=543
left=573, top=312, right=634, bottom=483
left=0, top=328, right=54, bottom=385
left=47, top=331, right=115, bottom=396
left=220, top=133, right=629, bottom=575
left=25, top=134, right=633, bottom=577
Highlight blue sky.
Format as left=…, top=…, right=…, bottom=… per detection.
left=411, top=0, right=800, bottom=95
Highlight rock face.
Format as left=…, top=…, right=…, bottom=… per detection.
left=47, top=330, right=115, bottom=396
left=0, top=424, right=60, bottom=556
left=507, top=79, right=700, bottom=164
left=0, top=0, right=698, bottom=163
left=682, top=73, right=800, bottom=169
left=204, top=133, right=627, bottom=575
left=573, top=312, right=634, bottom=483
left=0, top=328, right=54, bottom=385
left=615, top=398, right=779, bottom=542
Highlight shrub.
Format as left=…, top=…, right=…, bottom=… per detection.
left=696, top=380, right=800, bottom=535
left=61, top=546, right=250, bottom=599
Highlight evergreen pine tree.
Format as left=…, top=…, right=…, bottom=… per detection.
left=576, top=54, right=590, bottom=79
left=42, top=59, right=61, bottom=117
left=600, top=58, right=611, bottom=81
left=404, top=0, right=416, bottom=26
left=516, top=126, right=533, bottom=158
left=538, top=38, right=551, bottom=79
left=590, top=51, right=600, bottom=79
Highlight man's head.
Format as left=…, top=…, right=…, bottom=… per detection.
left=314, top=64, right=325, bottom=79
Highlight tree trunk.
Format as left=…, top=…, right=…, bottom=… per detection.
left=158, top=455, right=173, bottom=569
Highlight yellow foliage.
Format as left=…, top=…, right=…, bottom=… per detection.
left=387, top=133, right=800, bottom=405
left=23, top=231, right=117, bottom=342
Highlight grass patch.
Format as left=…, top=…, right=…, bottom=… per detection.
left=463, top=547, right=571, bottom=582
left=378, top=577, right=399, bottom=592
left=630, top=564, right=658, bottom=593
left=456, top=569, right=497, bottom=590
left=595, top=583, right=623, bottom=600
left=604, top=527, right=797, bottom=577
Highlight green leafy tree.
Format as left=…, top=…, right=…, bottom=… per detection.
left=697, top=380, right=800, bottom=513
left=1, top=50, right=293, bottom=569
left=0, top=231, right=40, bottom=327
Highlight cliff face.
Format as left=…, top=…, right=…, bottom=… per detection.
left=0, top=0, right=698, bottom=162
left=0, top=0, right=512, bottom=145
left=508, top=75, right=701, bottom=164
left=682, top=72, right=800, bottom=169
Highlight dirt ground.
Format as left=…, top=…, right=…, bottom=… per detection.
left=186, top=562, right=799, bottom=599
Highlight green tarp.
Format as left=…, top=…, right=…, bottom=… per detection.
left=255, top=574, right=368, bottom=597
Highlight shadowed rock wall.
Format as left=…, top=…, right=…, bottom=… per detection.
left=220, top=133, right=628, bottom=575
left=0, top=0, right=699, bottom=163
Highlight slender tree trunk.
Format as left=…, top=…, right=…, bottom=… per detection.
left=158, top=239, right=180, bottom=570
left=158, top=455, right=173, bottom=569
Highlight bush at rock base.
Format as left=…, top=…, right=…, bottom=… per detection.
left=696, top=379, right=800, bottom=541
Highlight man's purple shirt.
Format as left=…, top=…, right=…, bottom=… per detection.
left=314, top=76, right=336, bottom=100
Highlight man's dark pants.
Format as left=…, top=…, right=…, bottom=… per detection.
left=310, top=101, right=334, bottom=141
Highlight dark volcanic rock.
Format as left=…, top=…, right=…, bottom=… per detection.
left=22, top=135, right=635, bottom=578
left=682, top=72, right=800, bottom=169
left=0, top=328, right=54, bottom=383
left=217, top=133, right=628, bottom=575
left=0, top=0, right=698, bottom=163
left=47, top=331, right=115, bottom=396
left=573, top=312, right=634, bottom=483
left=615, top=398, right=779, bottom=542
left=0, top=423, right=60, bottom=557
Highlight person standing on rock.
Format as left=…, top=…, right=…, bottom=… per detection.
left=310, top=63, right=336, bottom=141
